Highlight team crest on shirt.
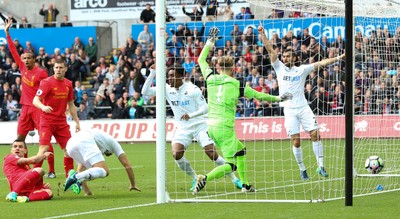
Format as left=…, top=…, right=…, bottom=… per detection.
left=53, top=87, right=58, bottom=90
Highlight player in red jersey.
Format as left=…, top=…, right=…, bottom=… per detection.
left=3, top=140, right=53, bottom=203
left=4, top=19, right=56, bottom=178
left=33, top=58, right=80, bottom=177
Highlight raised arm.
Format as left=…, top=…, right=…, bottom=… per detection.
left=244, top=85, right=280, bottom=102
left=314, top=53, right=345, bottom=70
left=4, top=19, right=23, bottom=67
left=141, top=65, right=157, bottom=96
left=199, top=26, right=220, bottom=79
left=257, top=23, right=278, bottom=63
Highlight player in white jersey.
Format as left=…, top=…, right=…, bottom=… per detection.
left=142, top=64, right=242, bottom=190
left=258, top=23, right=345, bottom=180
left=63, top=128, right=141, bottom=195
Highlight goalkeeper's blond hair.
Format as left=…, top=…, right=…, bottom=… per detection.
left=217, top=56, right=234, bottom=76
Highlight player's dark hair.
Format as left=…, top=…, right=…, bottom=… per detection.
left=55, top=58, right=66, bottom=66
left=167, top=64, right=185, bottom=77
left=12, top=139, right=27, bottom=149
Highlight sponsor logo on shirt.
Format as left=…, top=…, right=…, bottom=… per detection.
left=171, top=100, right=190, bottom=106
left=283, top=75, right=300, bottom=82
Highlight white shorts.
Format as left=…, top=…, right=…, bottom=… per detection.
left=284, top=105, right=318, bottom=137
left=172, top=123, right=214, bottom=149
left=66, top=134, right=105, bottom=169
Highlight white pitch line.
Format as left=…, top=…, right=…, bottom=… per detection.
left=41, top=202, right=158, bottom=219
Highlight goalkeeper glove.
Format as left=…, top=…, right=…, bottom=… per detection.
left=279, top=92, right=293, bottom=102
left=207, top=26, right=222, bottom=43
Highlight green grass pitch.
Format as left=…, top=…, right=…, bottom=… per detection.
left=0, top=141, right=399, bottom=219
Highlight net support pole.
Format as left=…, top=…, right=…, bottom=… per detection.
left=344, top=0, right=354, bottom=207
left=156, top=0, right=167, bottom=204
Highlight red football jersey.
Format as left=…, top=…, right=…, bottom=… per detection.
left=2, top=154, right=30, bottom=191
left=7, top=35, right=48, bottom=106
left=36, top=76, right=74, bottom=123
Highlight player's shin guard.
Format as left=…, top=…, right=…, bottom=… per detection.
left=63, top=157, right=74, bottom=178
left=13, top=171, right=42, bottom=194
left=47, top=144, right=55, bottom=173
left=205, top=164, right=232, bottom=181
left=28, top=190, right=52, bottom=201
left=236, top=154, right=248, bottom=186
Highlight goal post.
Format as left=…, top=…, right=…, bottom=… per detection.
left=154, top=0, right=400, bottom=203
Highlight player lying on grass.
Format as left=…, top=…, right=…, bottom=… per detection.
left=193, top=26, right=292, bottom=195
left=3, top=140, right=53, bottom=203
left=258, top=22, right=345, bottom=180
left=63, top=128, right=141, bottom=195
left=142, top=64, right=242, bottom=191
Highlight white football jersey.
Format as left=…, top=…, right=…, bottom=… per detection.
left=76, top=128, right=125, bottom=157
left=142, top=71, right=207, bottom=128
left=272, top=59, right=315, bottom=108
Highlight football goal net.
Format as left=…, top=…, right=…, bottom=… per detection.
left=154, top=0, right=400, bottom=203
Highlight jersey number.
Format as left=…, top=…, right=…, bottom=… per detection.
left=216, top=85, right=222, bottom=104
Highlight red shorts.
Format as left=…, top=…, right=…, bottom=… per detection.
left=39, top=122, right=71, bottom=149
left=13, top=170, right=43, bottom=196
left=17, top=106, right=41, bottom=136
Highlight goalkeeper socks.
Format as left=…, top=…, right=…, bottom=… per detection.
left=63, top=157, right=74, bottom=178
left=236, top=155, right=248, bottom=185
left=293, top=146, right=306, bottom=171
left=206, top=164, right=232, bottom=181
left=214, top=156, right=240, bottom=182
left=175, top=156, right=197, bottom=180
left=214, top=156, right=225, bottom=166
left=47, top=143, right=55, bottom=173
left=312, top=141, right=324, bottom=167
left=28, top=190, right=52, bottom=201
left=76, top=167, right=107, bottom=181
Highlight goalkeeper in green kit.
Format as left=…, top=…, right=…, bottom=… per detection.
left=193, top=27, right=293, bottom=194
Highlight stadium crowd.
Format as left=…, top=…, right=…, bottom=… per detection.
left=0, top=5, right=400, bottom=122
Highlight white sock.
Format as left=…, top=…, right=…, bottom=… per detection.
left=214, top=156, right=225, bottom=166
left=293, top=146, right=306, bottom=171
left=76, top=167, right=107, bottom=182
left=175, top=156, right=197, bottom=180
left=214, top=156, right=238, bottom=182
left=312, top=141, right=324, bottom=167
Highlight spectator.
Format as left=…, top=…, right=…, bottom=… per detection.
left=60, top=15, right=73, bottom=27
left=167, top=35, right=184, bottom=57
left=219, top=4, right=234, bottom=21
left=5, top=93, right=18, bottom=120
left=77, top=49, right=90, bottom=77
left=138, top=24, right=154, bottom=55
left=73, top=81, right=83, bottom=107
left=0, top=12, right=17, bottom=28
left=126, top=37, right=139, bottom=58
left=111, top=97, right=127, bottom=119
left=125, top=98, right=144, bottom=119
left=126, top=68, right=144, bottom=98
left=19, top=16, right=32, bottom=28
left=105, top=64, right=119, bottom=85
left=166, top=9, right=176, bottom=22
left=96, top=78, right=114, bottom=100
left=205, top=0, right=219, bottom=21
left=182, top=3, right=204, bottom=21
left=66, top=53, right=83, bottom=85
left=90, top=56, right=109, bottom=73
left=71, top=37, right=84, bottom=54
left=36, top=47, right=49, bottom=68
left=112, top=77, right=126, bottom=99
left=12, top=38, right=24, bottom=56
left=140, top=4, right=156, bottom=23
left=77, top=101, right=92, bottom=120
left=24, top=41, right=35, bottom=55
left=235, top=7, right=252, bottom=20
left=39, top=3, right=59, bottom=27
left=93, top=94, right=111, bottom=119
left=85, top=37, right=98, bottom=65
left=6, top=62, right=21, bottom=86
